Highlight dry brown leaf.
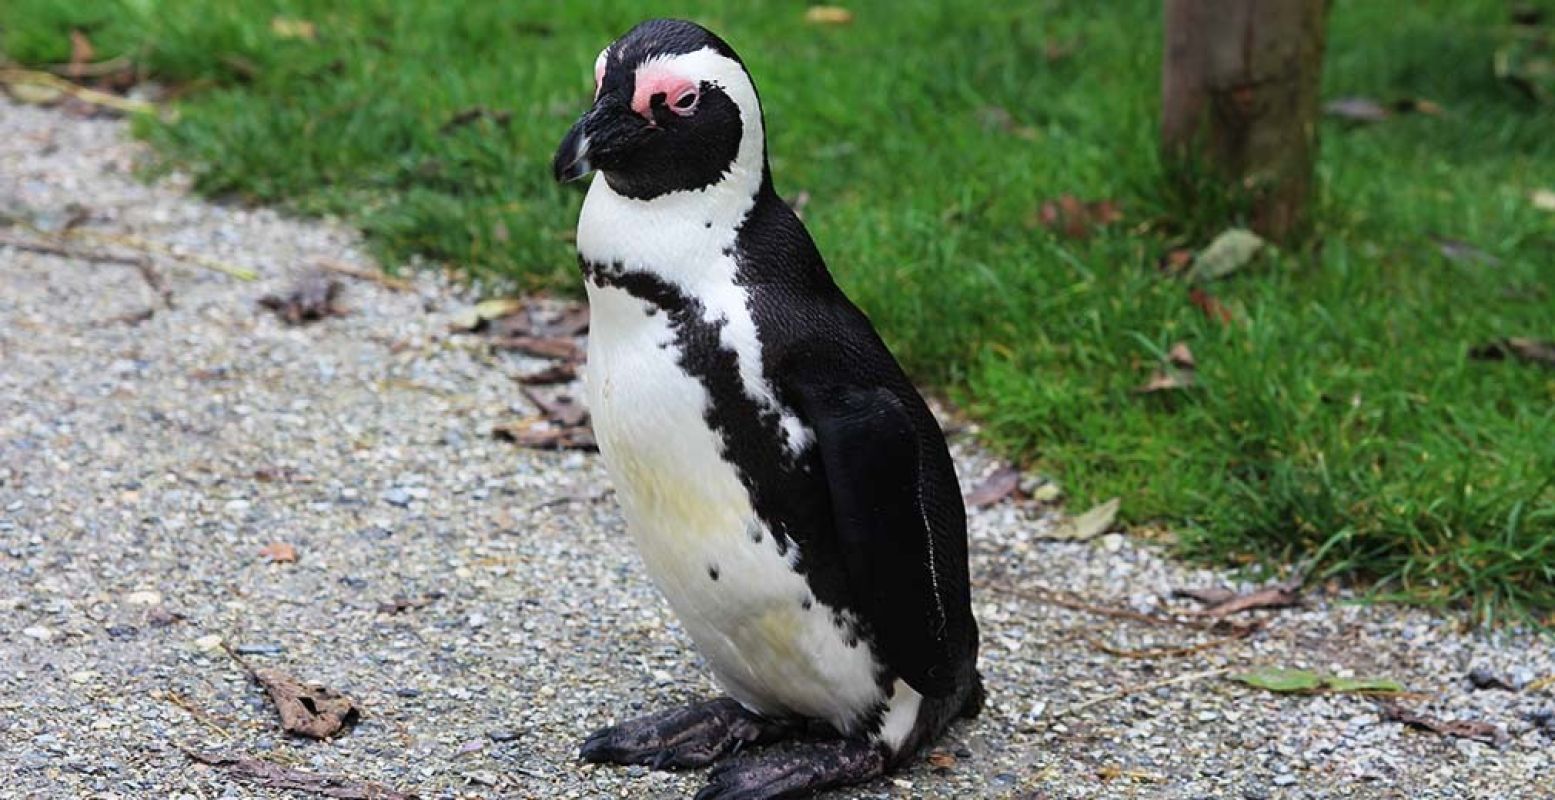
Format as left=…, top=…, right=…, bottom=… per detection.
left=1138, top=367, right=1194, bottom=394
left=1167, top=342, right=1195, bottom=369
left=1159, top=248, right=1195, bottom=276
left=270, top=17, right=317, bottom=41
left=1382, top=704, right=1507, bottom=746
left=522, top=387, right=588, bottom=427
left=258, top=272, right=344, bottom=324
left=377, top=592, right=443, bottom=615
left=1171, top=586, right=1238, bottom=606
left=492, top=419, right=597, bottom=451
left=494, top=335, right=583, bottom=362
left=517, top=363, right=579, bottom=385
left=253, top=667, right=359, bottom=739
left=1033, top=194, right=1122, bottom=240
left=926, top=749, right=957, bottom=770
left=68, top=30, right=95, bottom=80
left=965, top=465, right=1021, bottom=509
left=804, top=6, right=854, bottom=24
left=1188, top=287, right=1233, bottom=325
left=258, top=542, right=297, bottom=564
left=1469, top=337, right=1555, bottom=368
left=183, top=751, right=411, bottom=799
left=1187, top=581, right=1301, bottom=617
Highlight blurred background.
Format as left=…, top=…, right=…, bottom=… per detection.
left=3, top=0, right=1552, bottom=621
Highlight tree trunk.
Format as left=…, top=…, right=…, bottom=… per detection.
left=1161, top=0, right=1329, bottom=243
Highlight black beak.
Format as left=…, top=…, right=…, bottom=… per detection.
left=552, top=114, right=592, bottom=183
left=552, top=98, right=650, bottom=183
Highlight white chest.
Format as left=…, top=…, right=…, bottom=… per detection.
left=583, top=279, right=886, bottom=732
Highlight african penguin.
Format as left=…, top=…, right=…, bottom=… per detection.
left=552, top=19, right=982, bottom=800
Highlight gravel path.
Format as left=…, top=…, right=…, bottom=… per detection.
left=2, top=99, right=1552, bottom=800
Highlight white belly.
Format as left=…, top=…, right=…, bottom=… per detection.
left=583, top=282, right=886, bottom=732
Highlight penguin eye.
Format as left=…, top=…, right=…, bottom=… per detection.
left=669, top=88, right=699, bottom=116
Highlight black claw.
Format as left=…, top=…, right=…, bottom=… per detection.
left=651, top=748, right=676, bottom=771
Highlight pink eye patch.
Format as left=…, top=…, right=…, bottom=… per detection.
left=632, top=63, right=699, bottom=120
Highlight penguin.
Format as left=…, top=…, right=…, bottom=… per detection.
left=552, top=19, right=982, bottom=800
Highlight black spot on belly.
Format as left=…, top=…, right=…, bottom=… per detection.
left=708, top=564, right=720, bottom=581
left=801, top=596, right=813, bottom=611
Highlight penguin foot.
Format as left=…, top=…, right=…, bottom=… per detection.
left=693, top=739, right=887, bottom=800
left=579, top=697, right=796, bottom=771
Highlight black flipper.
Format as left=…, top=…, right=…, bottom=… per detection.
left=790, top=382, right=970, bottom=698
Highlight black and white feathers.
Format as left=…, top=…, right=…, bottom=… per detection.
left=556, top=18, right=979, bottom=755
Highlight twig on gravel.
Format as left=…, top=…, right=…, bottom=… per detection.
left=0, top=232, right=147, bottom=266
left=182, top=750, right=417, bottom=800
left=976, top=578, right=1258, bottom=635
left=165, top=691, right=233, bottom=740
left=62, top=229, right=258, bottom=281
left=1053, top=667, right=1232, bottom=721
left=1088, top=628, right=1255, bottom=659
left=38, top=55, right=136, bottom=78
left=314, top=257, right=415, bottom=292
left=0, top=67, right=157, bottom=115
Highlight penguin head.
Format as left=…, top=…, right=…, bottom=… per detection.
left=553, top=19, right=766, bottom=201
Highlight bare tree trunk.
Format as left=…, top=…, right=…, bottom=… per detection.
left=1162, top=0, right=1329, bottom=243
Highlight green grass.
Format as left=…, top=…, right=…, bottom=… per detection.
left=5, top=0, right=1553, bottom=621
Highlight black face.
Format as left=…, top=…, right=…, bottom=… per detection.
left=552, top=19, right=748, bottom=201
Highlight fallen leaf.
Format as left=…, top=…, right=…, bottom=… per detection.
left=1189, top=229, right=1265, bottom=282
left=1469, top=337, right=1555, bottom=368
left=1382, top=704, right=1507, bottom=746
left=1137, top=367, right=1193, bottom=394
left=270, top=17, right=317, bottom=41
left=1171, top=587, right=1238, bottom=606
left=1394, top=97, right=1444, bottom=115
left=1324, top=676, right=1406, bottom=693
left=804, top=6, right=854, bottom=24
left=1188, top=287, right=1234, bottom=325
left=258, top=542, right=297, bottom=563
left=68, top=30, right=94, bottom=80
left=1231, top=667, right=1403, bottom=695
left=1158, top=248, right=1194, bottom=276
left=522, top=387, right=588, bottom=427
left=1188, top=580, right=1301, bottom=617
left=926, top=749, right=957, bottom=770
left=183, top=751, right=413, bottom=799
left=1166, top=342, right=1196, bottom=369
left=1045, top=497, right=1120, bottom=542
left=966, top=465, right=1021, bottom=509
left=258, top=272, right=344, bottom=324
left=516, top=363, right=578, bottom=385
left=1532, top=188, right=1555, bottom=212
left=251, top=667, right=359, bottom=738
left=377, top=592, right=443, bottom=615
left=494, top=335, right=584, bottom=362
left=1431, top=236, right=1501, bottom=266
left=491, top=419, right=597, bottom=451
left=1324, top=97, right=1391, bottom=122
left=451, top=297, right=521, bottom=331
left=1033, top=194, right=1122, bottom=240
